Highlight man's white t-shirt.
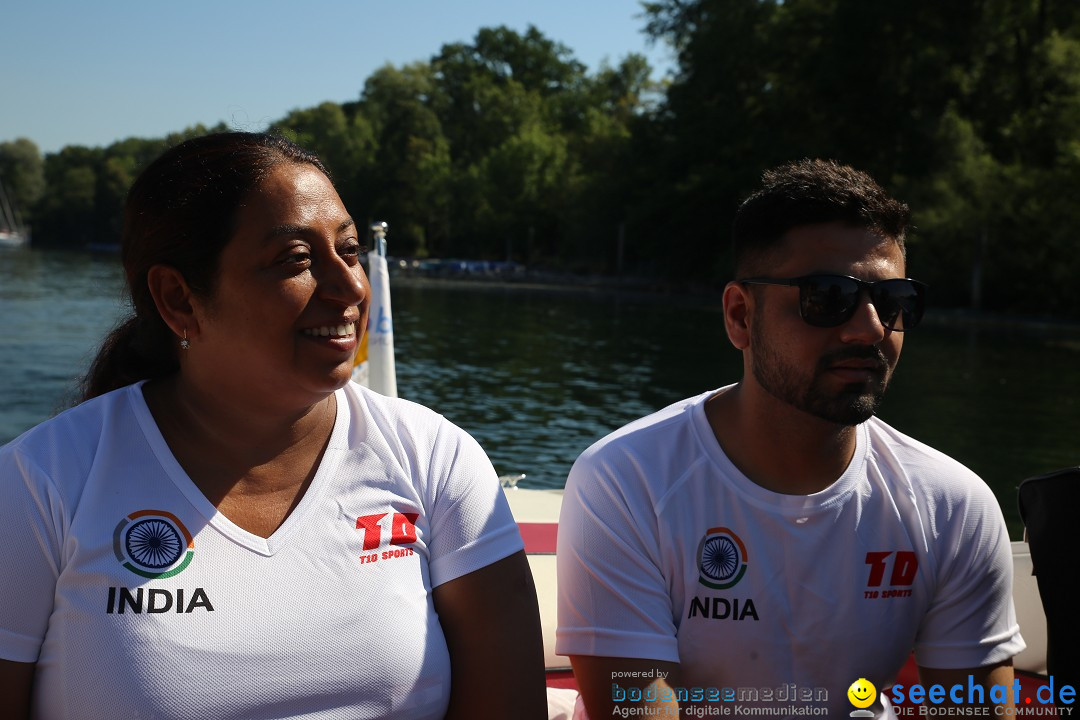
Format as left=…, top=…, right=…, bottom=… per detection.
left=0, top=381, right=522, bottom=719
left=557, top=388, right=1024, bottom=717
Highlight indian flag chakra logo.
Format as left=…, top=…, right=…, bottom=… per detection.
left=113, top=510, right=194, bottom=579
left=697, top=527, right=748, bottom=590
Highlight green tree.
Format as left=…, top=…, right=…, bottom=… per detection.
left=476, top=120, right=574, bottom=261
left=431, top=26, right=587, bottom=168
left=270, top=101, right=377, bottom=222
left=425, top=25, right=651, bottom=263
left=641, top=0, right=1080, bottom=316
left=0, top=138, right=46, bottom=225
left=562, top=54, right=660, bottom=272
left=28, top=123, right=225, bottom=247
left=33, top=146, right=101, bottom=246
left=357, top=63, right=452, bottom=256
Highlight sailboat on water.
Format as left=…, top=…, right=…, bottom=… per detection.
left=0, top=175, right=29, bottom=248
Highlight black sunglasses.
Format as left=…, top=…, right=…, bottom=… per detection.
left=739, top=274, right=928, bottom=331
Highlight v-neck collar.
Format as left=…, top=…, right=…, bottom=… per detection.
left=129, top=382, right=349, bottom=556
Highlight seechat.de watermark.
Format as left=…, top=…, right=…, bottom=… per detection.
left=888, top=675, right=1075, bottom=716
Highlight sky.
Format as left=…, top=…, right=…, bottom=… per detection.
left=2, top=0, right=674, bottom=155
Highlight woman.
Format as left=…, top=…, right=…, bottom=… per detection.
left=0, top=132, right=547, bottom=719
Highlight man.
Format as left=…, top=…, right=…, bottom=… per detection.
left=556, top=160, right=1024, bottom=718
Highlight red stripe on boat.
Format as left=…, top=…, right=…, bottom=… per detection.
left=519, top=522, right=558, bottom=554
left=546, top=670, right=577, bottom=689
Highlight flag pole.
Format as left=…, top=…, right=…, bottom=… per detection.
left=351, top=221, right=398, bottom=398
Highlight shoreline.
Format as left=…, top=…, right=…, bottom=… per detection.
left=10, top=243, right=1080, bottom=333
left=387, top=269, right=1080, bottom=335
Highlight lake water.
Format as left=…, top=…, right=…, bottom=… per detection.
left=2, top=246, right=1078, bottom=537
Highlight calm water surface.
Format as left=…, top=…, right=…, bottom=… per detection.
left=2, top=246, right=1077, bottom=537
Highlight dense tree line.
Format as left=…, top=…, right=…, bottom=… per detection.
left=2, top=4, right=1079, bottom=318
left=639, top=0, right=1080, bottom=317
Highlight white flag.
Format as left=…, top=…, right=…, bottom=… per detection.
left=352, top=249, right=397, bottom=397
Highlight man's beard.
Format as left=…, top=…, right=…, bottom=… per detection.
left=749, top=319, right=893, bottom=426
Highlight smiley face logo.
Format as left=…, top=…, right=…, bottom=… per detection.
left=847, top=678, right=877, bottom=709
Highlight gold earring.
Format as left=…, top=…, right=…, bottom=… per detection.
left=179, top=329, right=190, bottom=350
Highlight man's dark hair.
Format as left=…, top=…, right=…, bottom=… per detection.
left=732, top=159, right=911, bottom=276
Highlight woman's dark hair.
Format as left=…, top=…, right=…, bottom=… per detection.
left=80, top=132, right=330, bottom=401
left=732, top=159, right=911, bottom=277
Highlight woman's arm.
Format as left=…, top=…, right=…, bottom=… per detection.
left=432, top=550, right=547, bottom=720
left=0, top=659, right=34, bottom=719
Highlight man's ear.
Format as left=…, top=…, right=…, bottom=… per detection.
left=723, top=281, right=753, bottom=350
left=146, top=264, right=198, bottom=340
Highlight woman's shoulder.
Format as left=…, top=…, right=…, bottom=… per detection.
left=340, top=382, right=489, bottom=467
left=342, top=381, right=460, bottom=438
left=1, top=384, right=142, bottom=477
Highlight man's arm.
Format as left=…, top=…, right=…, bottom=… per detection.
left=572, top=655, right=683, bottom=718
left=558, top=439, right=688, bottom=717
left=917, top=660, right=1015, bottom=711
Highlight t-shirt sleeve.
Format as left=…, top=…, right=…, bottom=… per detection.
left=0, top=445, right=64, bottom=663
left=555, top=445, right=679, bottom=663
left=425, top=422, right=523, bottom=588
left=914, top=478, right=1026, bottom=668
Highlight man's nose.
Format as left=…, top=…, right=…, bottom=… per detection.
left=839, top=292, right=888, bottom=344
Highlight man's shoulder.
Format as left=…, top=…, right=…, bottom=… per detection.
left=863, top=416, right=992, bottom=500
left=580, top=389, right=714, bottom=460
left=567, top=388, right=718, bottom=502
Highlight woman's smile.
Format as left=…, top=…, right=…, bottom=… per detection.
left=301, top=322, right=359, bottom=339
left=299, top=320, right=361, bottom=354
